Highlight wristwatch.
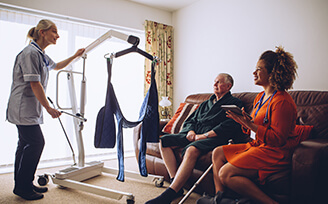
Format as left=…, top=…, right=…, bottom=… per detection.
left=204, top=133, right=209, bottom=138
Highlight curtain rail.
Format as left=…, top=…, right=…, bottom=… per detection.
left=0, top=2, right=143, bottom=34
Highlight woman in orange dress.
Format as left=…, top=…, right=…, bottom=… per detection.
left=197, top=46, right=298, bottom=204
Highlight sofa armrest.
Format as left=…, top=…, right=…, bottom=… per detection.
left=132, top=120, right=168, bottom=160
left=291, top=138, right=328, bottom=204
left=159, top=120, right=169, bottom=135
left=133, top=123, right=143, bottom=161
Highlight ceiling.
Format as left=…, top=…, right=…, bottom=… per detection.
left=126, top=0, right=199, bottom=12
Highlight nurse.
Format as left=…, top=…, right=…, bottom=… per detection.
left=6, top=19, right=85, bottom=200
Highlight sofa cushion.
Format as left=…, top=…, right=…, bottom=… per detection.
left=295, top=125, right=314, bottom=142
left=162, top=103, right=199, bottom=134
left=288, top=91, right=328, bottom=139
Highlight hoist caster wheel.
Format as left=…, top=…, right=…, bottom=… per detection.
left=126, top=200, right=135, bottom=204
left=155, top=178, right=164, bottom=187
left=37, top=174, right=49, bottom=186
left=126, top=195, right=135, bottom=204
left=57, top=185, right=66, bottom=189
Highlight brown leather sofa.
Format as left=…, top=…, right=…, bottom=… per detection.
left=133, top=91, right=328, bottom=204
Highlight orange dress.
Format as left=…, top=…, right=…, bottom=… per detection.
left=222, top=90, right=298, bottom=184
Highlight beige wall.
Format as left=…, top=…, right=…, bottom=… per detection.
left=172, top=0, right=328, bottom=109
left=2, top=0, right=328, bottom=111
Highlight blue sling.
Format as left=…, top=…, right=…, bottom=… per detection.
left=94, top=56, right=159, bottom=181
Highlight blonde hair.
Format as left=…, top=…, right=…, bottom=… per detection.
left=27, top=19, right=56, bottom=42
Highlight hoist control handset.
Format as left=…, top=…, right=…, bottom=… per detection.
left=221, top=105, right=252, bottom=119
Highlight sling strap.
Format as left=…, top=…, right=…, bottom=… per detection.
left=94, top=56, right=159, bottom=181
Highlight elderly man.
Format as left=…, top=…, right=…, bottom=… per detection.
left=146, top=73, right=249, bottom=204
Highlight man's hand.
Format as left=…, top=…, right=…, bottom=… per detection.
left=195, top=134, right=207, bottom=141
left=186, top=130, right=196, bottom=141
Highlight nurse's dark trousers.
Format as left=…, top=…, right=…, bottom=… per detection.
left=14, top=125, right=44, bottom=189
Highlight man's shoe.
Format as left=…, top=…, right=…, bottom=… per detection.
left=196, top=195, right=217, bottom=204
left=13, top=188, right=44, bottom=200
left=33, top=185, right=48, bottom=193
left=196, top=191, right=224, bottom=204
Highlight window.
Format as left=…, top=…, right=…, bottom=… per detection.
left=0, top=7, right=145, bottom=172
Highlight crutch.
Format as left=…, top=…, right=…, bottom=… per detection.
left=178, top=139, right=234, bottom=204
left=178, top=163, right=213, bottom=204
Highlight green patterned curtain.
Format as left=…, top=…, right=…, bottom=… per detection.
left=144, top=20, right=174, bottom=119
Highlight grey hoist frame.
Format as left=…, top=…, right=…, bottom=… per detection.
left=39, top=30, right=163, bottom=204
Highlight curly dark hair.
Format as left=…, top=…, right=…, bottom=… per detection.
left=259, top=46, right=298, bottom=91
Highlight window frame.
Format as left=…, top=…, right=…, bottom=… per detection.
left=0, top=4, right=145, bottom=173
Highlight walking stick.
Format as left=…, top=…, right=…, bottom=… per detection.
left=178, top=139, right=234, bottom=204
left=178, top=163, right=213, bottom=204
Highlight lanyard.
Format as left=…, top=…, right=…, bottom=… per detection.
left=253, top=90, right=277, bottom=124
left=30, top=41, right=49, bottom=67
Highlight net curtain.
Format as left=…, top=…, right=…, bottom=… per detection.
left=144, top=20, right=174, bottom=119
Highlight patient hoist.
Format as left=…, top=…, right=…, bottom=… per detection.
left=37, top=30, right=164, bottom=204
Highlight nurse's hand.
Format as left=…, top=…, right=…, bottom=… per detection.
left=226, top=109, right=258, bottom=133
left=46, top=107, right=62, bottom=118
left=73, top=48, right=85, bottom=58
left=226, top=107, right=251, bottom=126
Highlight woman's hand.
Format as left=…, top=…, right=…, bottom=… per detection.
left=226, top=110, right=244, bottom=124
left=226, top=107, right=251, bottom=126
left=73, top=48, right=85, bottom=58
left=55, top=48, right=86, bottom=70
left=46, top=107, right=61, bottom=118
left=186, top=130, right=196, bottom=141
left=226, top=108, right=257, bottom=132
